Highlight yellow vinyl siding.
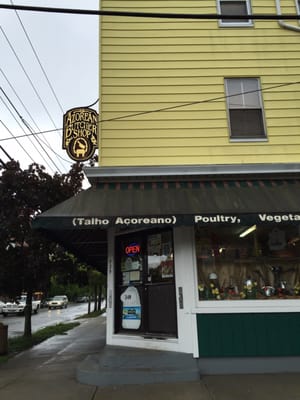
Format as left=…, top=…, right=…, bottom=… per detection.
left=99, top=0, right=300, bottom=167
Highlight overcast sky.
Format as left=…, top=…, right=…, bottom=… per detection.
left=0, top=0, right=99, bottom=177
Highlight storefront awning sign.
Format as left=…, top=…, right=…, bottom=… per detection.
left=33, top=179, right=300, bottom=231
left=35, top=212, right=300, bottom=231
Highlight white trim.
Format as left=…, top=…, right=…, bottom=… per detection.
left=85, top=163, right=300, bottom=181
left=105, top=228, right=115, bottom=343
left=217, top=0, right=253, bottom=27
left=109, top=334, right=181, bottom=353
left=230, top=138, right=268, bottom=143
left=193, top=299, right=300, bottom=314
left=297, top=0, right=300, bottom=25
left=173, top=226, right=200, bottom=356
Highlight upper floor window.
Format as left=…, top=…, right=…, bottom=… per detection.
left=217, top=0, right=253, bottom=27
left=225, top=78, right=267, bottom=140
left=297, top=0, right=300, bottom=18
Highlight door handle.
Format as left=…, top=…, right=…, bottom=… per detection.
left=178, top=287, right=184, bottom=309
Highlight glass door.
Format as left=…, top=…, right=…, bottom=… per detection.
left=115, top=229, right=178, bottom=337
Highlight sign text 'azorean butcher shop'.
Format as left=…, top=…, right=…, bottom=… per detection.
left=63, top=107, right=98, bottom=162
left=71, top=213, right=300, bottom=228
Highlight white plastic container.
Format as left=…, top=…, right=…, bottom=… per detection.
left=120, top=286, right=141, bottom=330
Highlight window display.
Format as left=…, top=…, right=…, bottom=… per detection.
left=195, top=224, right=300, bottom=300
left=120, top=241, right=143, bottom=285
left=147, top=231, right=174, bottom=283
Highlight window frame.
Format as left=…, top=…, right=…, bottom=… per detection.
left=224, top=77, right=267, bottom=142
left=296, top=0, right=300, bottom=24
left=217, top=0, right=253, bottom=27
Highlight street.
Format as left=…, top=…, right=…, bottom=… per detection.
left=0, top=302, right=96, bottom=338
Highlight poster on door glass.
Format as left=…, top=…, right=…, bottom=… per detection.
left=147, top=232, right=174, bottom=281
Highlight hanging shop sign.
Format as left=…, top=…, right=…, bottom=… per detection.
left=63, top=107, right=98, bottom=161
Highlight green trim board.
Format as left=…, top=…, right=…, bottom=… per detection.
left=197, top=313, right=300, bottom=357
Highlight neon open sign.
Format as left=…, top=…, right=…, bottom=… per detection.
left=125, top=243, right=141, bottom=257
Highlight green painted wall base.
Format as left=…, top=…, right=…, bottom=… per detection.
left=197, top=313, right=300, bottom=357
left=197, top=356, right=300, bottom=375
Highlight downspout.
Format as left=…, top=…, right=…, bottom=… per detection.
left=275, top=0, right=300, bottom=32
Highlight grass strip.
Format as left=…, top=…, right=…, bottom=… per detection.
left=76, top=309, right=104, bottom=319
left=0, top=322, right=80, bottom=363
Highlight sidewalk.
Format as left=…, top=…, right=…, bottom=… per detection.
left=0, top=314, right=300, bottom=400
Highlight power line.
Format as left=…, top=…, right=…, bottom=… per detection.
left=1, top=68, right=67, bottom=171
left=1, top=67, right=41, bottom=133
left=0, top=118, right=36, bottom=164
left=0, top=87, right=62, bottom=172
left=0, top=25, right=67, bottom=171
left=0, top=26, right=59, bottom=130
left=9, top=0, right=64, bottom=114
left=0, top=71, right=68, bottom=170
left=100, top=80, right=300, bottom=122
left=0, top=4, right=300, bottom=20
left=20, top=117, right=65, bottom=172
left=0, top=145, right=12, bottom=160
left=36, top=135, right=73, bottom=164
left=0, top=128, right=62, bottom=142
left=0, top=79, right=299, bottom=142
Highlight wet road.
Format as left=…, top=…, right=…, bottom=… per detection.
left=0, top=302, right=95, bottom=338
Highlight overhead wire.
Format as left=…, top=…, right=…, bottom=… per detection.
left=0, top=26, right=66, bottom=171
left=1, top=4, right=299, bottom=163
left=9, top=0, right=67, bottom=170
left=0, top=96, right=58, bottom=172
left=0, top=87, right=62, bottom=172
left=0, top=127, right=62, bottom=142
left=20, top=117, right=72, bottom=165
left=9, top=0, right=64, bottom=114
left=1, top=67, right=41, bottom=132
left=0, top=27, right=59, bottom=130
left=0, top=79, right=299, bottom=142
left=0, top=118, right=35, bottom=164
left=0, top=4, right=300, bottom=20
left=99, top=81, right=300, bottom=123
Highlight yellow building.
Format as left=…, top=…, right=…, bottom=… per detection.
left=36, top=1, right=300, bottom=375
left=99, top=0, right=300, bottom=167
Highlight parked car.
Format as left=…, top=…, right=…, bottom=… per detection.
left=48, top=295, right=68, bottom=309
left=2, top=295, right=41, bottom=317
left=40, top=298, right=53, bottom=308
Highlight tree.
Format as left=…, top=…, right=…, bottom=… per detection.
left=88, top=269, right=106, bottom=312
left=0, top=160, right=85, bottom=337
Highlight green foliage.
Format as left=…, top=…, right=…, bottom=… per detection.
left=7, top=322, right=80, bottom=356
left=0, top=159, right=85, bottom=337
left=0, top=160, right=85, bottom=298
left=76, top=310, right=105, bottom=319
left=49, top=280, right=90, bottom=301
left=88, top=269, right=106, bottom=312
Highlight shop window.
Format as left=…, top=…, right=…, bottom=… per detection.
left=225, top=78, right=267, bottom=140
left=195, top=224, right=300, bottom=301
left=217, top=0, right=253, bottom=26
